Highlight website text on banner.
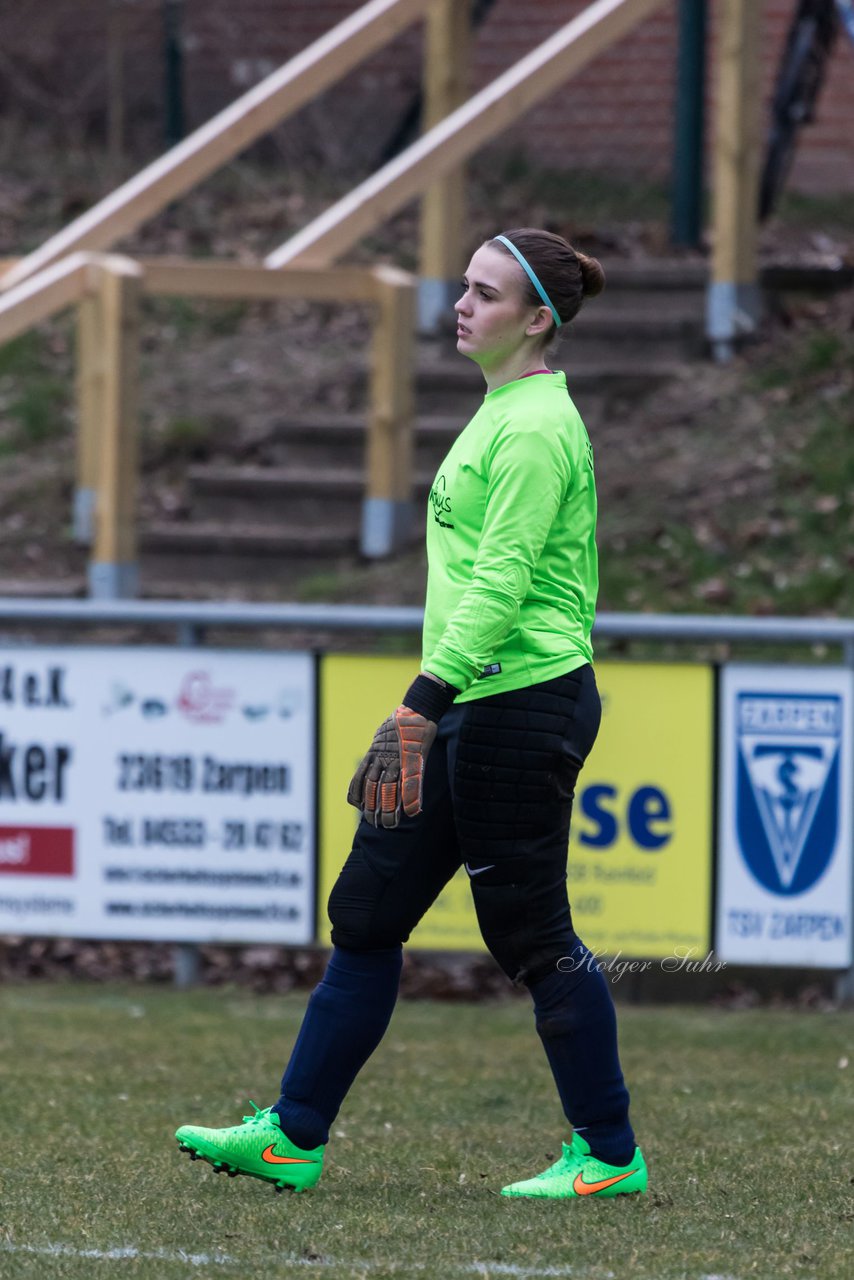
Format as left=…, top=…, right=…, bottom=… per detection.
left=717, top=664, right=853, bottom=969
left=319, top=656, right=713, bottom=958
left=0, top=648, right=315, bottom=944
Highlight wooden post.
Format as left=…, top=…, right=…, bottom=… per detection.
left=362, top=267, right=416, bottom=557
left=707, top=0, right=762, bottom=360
left=418, top=0, right=470, bottom=331
left=89, top=256, right=143, bottom=598
left=74, top=294, right=105, bottom=544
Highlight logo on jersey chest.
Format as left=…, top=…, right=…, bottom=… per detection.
left=429, top=474, right=454, bottom=528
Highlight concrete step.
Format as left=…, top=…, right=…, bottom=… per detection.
left=258, top=413, right=462, bottom=445
left=568, top=305, right=703, bottom=331
left=142, top=521, right=358, bottom=557
left=252, top=413, right=463, bottom=470
left=235, top=386, right=611, bottom=471
left=0, top=576, right=87, bottom=598
left=592, top=261, right=708, bottom=290
left=426, top=333, right=703, bottom=368
left=188, top=464, right=435, bottom=496
left=561, top=310, right=704, bottom=358
left=139, top=518, right=412, bottom=587
left=428, top=298, right=705, bottom=335
left=413, top=358, right=685, bottom=413
left=415, top=358, right=685, bottom=393
left=186, top=464, right=433, bottom=523
left=302, top=353, right=691, bottom=409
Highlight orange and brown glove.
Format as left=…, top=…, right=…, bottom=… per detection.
left=347, top=674, right=458, bottom=828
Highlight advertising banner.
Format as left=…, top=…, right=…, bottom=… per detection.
left=319, top=657, right=714, bottom=957
left=0, top=648, right=315, bottom=943
left=568, top=662, right=714, bottom=958
left=717, top=665, right=853, bottom=968
left=318, top=655, right=476, bottom=949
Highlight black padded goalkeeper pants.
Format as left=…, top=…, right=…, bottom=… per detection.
left=328, top=663, right=601, bottom=984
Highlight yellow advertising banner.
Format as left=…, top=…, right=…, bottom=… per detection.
left=568, top=662, right=714, bottom=957
left=318, top=657, right=713, bottom=957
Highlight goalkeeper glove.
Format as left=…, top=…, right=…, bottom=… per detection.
left=347, top=673, right=458, bottom=828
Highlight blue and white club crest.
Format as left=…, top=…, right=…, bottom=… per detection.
left=735, top=692, right=841, bottom=896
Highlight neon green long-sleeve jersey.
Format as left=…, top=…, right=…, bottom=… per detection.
left=422, top=371, right=598, bottom=702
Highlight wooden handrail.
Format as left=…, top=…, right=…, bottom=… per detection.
left=137, top=259, right=382, bottom=303
left=0, top=251, right=417, bottom=585
left=0, top=0, right=432, bottom=293
left=0, top=256, right=390, bottom=336
left=0, top=253, right=95, bottom=344
left=266, top=0, right=667, bottom=268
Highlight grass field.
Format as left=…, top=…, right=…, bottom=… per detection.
left=0, top=984, right=851, bottom=1280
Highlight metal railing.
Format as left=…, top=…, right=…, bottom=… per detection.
left=0, top=598, right=852, bottom=660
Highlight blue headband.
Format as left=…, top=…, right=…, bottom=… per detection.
left=493, top=235, right=562, bottom=328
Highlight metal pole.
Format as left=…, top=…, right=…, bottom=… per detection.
left=177, top=622, right=203, bottom=647
left=172, top=942, right=201, bottom=988
left=671, top=0, right=707, bottom=247
left=173, top=611, right=201, bottom=987
left=163, top=0, right=185, bottom=146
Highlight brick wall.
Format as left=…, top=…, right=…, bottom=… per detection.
left=2, top=1, right=853, bottom=193
left=470, top=0, right=854, bottom=193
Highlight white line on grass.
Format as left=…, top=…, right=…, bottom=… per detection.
left=5, top=1244, right=756, bottom=1280
left=467, top=1268, right=586, bottom=1277
left=0, top=1243, right=591, bottom=1276
left=0, top=1243, right=235, bottom=1266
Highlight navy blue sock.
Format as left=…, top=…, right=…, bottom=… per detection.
left=529, top=939, right=635, bottom=1167
left=271, top=945, right=403, bottom=1150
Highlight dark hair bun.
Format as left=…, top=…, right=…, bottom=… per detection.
left=577, top=251, right=605, bottom=299
left=491, top=228, right=604, bottom=327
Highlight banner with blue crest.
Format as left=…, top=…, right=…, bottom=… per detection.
left=717, top=665, right=853, bottom=968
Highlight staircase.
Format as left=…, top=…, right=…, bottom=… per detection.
left=140, top=262, right=708, bottom=594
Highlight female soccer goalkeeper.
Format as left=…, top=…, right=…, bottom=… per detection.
left=176, top=228, right=647, bottom=1201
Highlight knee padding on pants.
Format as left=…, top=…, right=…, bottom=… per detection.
left=469, top=858, right=575, bottom=985
left=327, top=853, right=410, bottom=952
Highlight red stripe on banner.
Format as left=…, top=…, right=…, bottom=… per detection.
left=0, top=827, right=75, bottom=876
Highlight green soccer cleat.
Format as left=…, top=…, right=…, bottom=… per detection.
left=501, top=1131, right=647, bottom=1199
left=175, top=1102, right=324, bottom=1193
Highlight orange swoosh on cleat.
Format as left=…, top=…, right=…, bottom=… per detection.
left=261, top=1145, right=317, bottom=1165
left=572, top=1169, right=636, bottom=1195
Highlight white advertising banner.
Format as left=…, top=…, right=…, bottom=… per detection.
left=0, top=648, right=315, bottom=943
left=717, top=664, right=853, bottom=968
